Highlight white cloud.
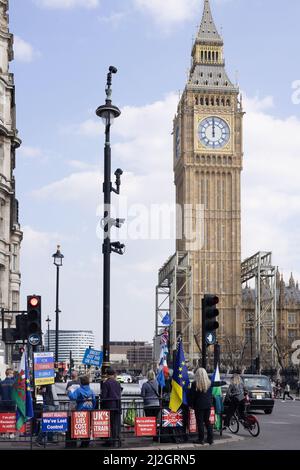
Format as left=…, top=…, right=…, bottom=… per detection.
left=34, top=0, right=100, bottom=9
left=133, top=0, right=199, bottom=28
left=14, top=36, right=40, bottom=63
left=19, top=146, right=43, bottom=158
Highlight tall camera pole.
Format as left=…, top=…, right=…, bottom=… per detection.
left=96, top=67, right=124, bottom=375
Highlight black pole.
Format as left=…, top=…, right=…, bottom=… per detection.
left=55, top=265, right=60, bottom=363
left=214, top=342, right=220, bottom=370
left=250, top=326, right=253, bottom=374
left=201, top=299, right=207, bottom=369
left=102, top=116, right=112, bottom=374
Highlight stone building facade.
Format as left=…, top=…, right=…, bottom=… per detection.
left=173, top=0, right=243, bottom=357
left=0, top=1, right=22, bottom=334
left=169, top=0, right=300, bottom=368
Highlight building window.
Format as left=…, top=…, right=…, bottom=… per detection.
left=0, top=200, right=5, bottom=237
left=12, top=290, right=19, bottom=312
left=288, top=330, right=297, bottom=340
left=12, top=244, right=18, bottom=271
left=288, top=313, right=296, bottom=325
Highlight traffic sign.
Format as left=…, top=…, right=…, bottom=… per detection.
left=206, top=332, right=216, bottom=345
left=28, top=333, right=41, bottom=346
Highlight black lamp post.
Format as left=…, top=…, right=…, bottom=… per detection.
left=52, top=245, right=64, bottom=363
left=96, top=66, right=125, bottom=375
left=46, top=316, right=51, bottom=351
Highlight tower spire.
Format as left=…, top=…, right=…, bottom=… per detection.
left=197, top=0, right=223, bottom=44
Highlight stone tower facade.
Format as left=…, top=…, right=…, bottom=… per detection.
left=174, top=0, right=243, bottom=357
left=0, top=1, right=22, bottom=334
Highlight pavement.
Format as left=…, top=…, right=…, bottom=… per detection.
left=0, top=399, right=299, bottom=450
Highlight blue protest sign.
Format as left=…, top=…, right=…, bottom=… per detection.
left=82, top=348, right=103, bottom=367
left=42, top=412, right=68, bottom=432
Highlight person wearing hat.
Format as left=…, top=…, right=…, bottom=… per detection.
left=101, top=368, right=122, bottom=447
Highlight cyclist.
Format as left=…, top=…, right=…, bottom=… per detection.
left=224, top=374, right=247, bottom=428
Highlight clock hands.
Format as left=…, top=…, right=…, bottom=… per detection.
left=212, top=117, right=215, bottom=138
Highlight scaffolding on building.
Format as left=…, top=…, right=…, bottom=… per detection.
left=155, top=252, right=193, bottom=364
left=241, top=251, right=277, bottom=368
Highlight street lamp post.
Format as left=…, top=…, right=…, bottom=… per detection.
left=46, top=316, right=51, bottom=351
left=52, top=245, right=64, bottom=363
left=96, top=66, right=124, bottom=375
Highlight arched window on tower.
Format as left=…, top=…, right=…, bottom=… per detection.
left=205, top=51, right=207, bottom=61
left=205, top=97, right=209, bottom=106
left=200, top=97, right=204, bottom=105
left=208, top=51, right=211, bottom=61
left=216, top=51, right=219, bottom=61
left=201, top=50, right=204, bottom=61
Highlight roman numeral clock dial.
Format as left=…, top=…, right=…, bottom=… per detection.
left=198, top=116, right=230, bottom=149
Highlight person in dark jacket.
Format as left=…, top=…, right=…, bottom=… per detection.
left=224, top=374, right=247, bottom=427
left=189, top=368, right=213, bottom=445
left=36, top=384, right=59, bottom=446
left=101, top=368, right=122, bottom=448
left=0, top=368, right=15, bottom=412
left=141, top=370, right=160, bottom=418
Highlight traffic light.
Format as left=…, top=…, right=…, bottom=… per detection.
left=15, top=314, right=28, bottom=341
left=27, top=295, right=41, bottom=339
left=202, top=294, right=219, bottom=334
left=202, top=294, right=219, bottom=368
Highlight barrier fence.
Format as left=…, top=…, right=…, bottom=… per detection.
left=0, top=398, right=222, bottom=449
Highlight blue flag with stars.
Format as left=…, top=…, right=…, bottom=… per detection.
left=169, top=339, right=190, bottom=412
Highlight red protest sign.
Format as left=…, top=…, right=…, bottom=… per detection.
left=189, top=409, right=197, bottom=434
left=71, top=411, right=90, bottom=439
left=162, top=409, right=183, bottom=427
left=209, top=407, right=215, bottom=425
left=135, top=417, right=157, bottom=437
left=0, top=413, right=16, bottom=433
left=91, top=411, right=110, bottom=438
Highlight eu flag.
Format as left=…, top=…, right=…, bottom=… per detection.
left=169, top=339, right=190, bottom=412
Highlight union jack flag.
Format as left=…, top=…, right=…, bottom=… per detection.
left=162, top=408, right=183, bottom=428
left=160, top=328, right=169, bottom=346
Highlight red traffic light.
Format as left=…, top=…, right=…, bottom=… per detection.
left=28, top=296, right=39, bottom=307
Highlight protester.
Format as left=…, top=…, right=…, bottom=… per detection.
left=141, top=370, right=160, bottom=418
left=67, top=375, right=96, bottom=448
left=101, top=368, right=122, bottom=448
left=36, top=383, right=59, bottom=446
left=282, top=382, right=294, bottom=401
left=0, top=368, right=16, bottom=439
left=189, top=368, right=213, bottom=445
left=66, top=371, right=80, bottom=393
left=0, top=368, right=15, bottom=412
left=224, top=373, right=247, bottom=426
left=65, top=370, right=81, bottom=448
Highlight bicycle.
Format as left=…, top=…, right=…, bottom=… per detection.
left=227, top=396, right=260, bottom=437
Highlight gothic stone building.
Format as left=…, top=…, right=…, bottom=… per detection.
left=167, top=0, right=300, bottom=368
left=0, top=1, right=22, bottom=342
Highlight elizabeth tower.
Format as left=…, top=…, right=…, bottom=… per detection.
left=174, top=0, right=243, bottom=358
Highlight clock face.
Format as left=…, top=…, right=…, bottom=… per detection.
left=175, top=126, right=180, bottom=159
left=198, top=116, right=230, bottom=149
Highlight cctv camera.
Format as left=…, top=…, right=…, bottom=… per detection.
left=114, top=168, right=123, bottom=177
left=109, top=66, right=118, bottom=74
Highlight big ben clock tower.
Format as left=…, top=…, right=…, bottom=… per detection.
left=174, top=0, right=243, bottom=358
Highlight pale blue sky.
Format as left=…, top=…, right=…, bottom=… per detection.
left=8, top=0, right=300, bottom=347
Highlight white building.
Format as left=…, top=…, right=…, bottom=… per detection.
left=0, top=0, right=22, bottom=357
left=44, top=330, right=95, bottom=367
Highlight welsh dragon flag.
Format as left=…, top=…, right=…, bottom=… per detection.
left=211, top=364, right=224, bottom=431
left=11, top=351, right=34, bottom=430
